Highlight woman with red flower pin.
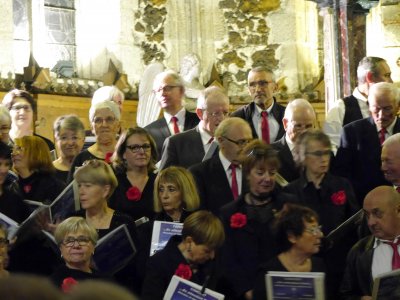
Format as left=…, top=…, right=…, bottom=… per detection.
left=141, top=210, right=225, bottom=300
left=220, top=140, right=297, bottom=300
left=283, top=130, right=359, bottom=298
left=108, top=127, right=158, bottom=221
left=50, top=217, right=110, bottom=291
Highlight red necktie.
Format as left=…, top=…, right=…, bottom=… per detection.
left=384, top=240, right=400, bottom=270
left=171, top=116, right=180, bottom=134
left=230, top=164, right=239, bottom=200
left=379, top=128, right=386, bottom=145
left=208, top=137, right=214, bottom=144
left=261, top=111, right=270, bottom=144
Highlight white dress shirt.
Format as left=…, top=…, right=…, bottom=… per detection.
left=163, top=107, right=186, bottom=135
left=219, top=151, right=243, bottom=195
left=252, top=102, right=280, bottom=143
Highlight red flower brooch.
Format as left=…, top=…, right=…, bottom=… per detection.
left=175, top=263, right=192, bottom=280
left=126, top=186, right=142, bottom=201
left=230, top=212, right=247, bottom=229
left=331, top=190, right=347, bottom=205
left=104, top=152, right=113, bottom=164
left=61, top=277, right=78, bottom=293
left=23, top=184, right=32, bottom=194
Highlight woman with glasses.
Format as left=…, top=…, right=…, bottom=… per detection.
left=220, top=140, right=297, bottom=300
left=53, top=115, right=85, bottom=184
left=109, top=127, right=158, bottom=221
left=68, top=101, right=120, bottom=182
left=2, top=89, right=55, bottom=150
left=283, top=130, right=359, bottom=298
left=253, top=204, right=325, bottom=300
left=50, top=217, right=109, bottom=289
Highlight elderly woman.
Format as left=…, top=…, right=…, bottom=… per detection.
left=12, top=135, right=65, bottom=202
left=283, top=130, right=359, bottom=298
left=141, top=210, right=225, bottom=300
left=68, top=101, right=120, bottom=181
left=50, top=217, right=109, bottom=290
left=0, top=104, right=12, bottom=146
left=2, top=89, right=54, bottom=150
left=220, top=140, right=297, bottom=300
left=109, top=127, right=158, bottom=220
left=253, top=204, right=325, bottom=300
left=53, top=115, right=85, bottom=184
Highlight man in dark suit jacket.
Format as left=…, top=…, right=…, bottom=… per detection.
left=334, top=82, right=400, bottom=203
left=159, top=86, right=229, bottom=169
left=231, top=66, right=285, bottom=143
left=144, top=70, right=199, bottom=160
left=189, top=118, right=253, bottom=214
left=340, top=186, right=400, bottom=299
left=271, top=98, right=316, bottom=183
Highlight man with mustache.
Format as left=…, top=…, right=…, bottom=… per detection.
left=231, top=67, right=285, bottom=144
left=334, top=82, right=400, bottom=204
left=340, top=186, right=400, bottom=299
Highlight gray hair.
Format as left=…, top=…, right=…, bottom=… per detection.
left=153, top=70, right=184, bottom=90
left=53, top=114, right=85, bottom=138
left=248, top=66, right=276, bottom=82
left=368, top=82, right=400, bottom=106
left=357, top=56, right=387, bottom=84
left=89, top=100, right=121, bottom=122
left=196, top=86, right=228, bottom=110
left=54, top=217, right=98, bottom=246
left=214, top=117, right=251, bottom=138
left=91, top=86, right=125, bottom=105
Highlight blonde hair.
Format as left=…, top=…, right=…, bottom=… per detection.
left=54, top=217, right=98, bottom=246
left=153, top=166, right=200, bottom=213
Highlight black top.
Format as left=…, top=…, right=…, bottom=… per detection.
left=54, top=169, right=69, bottom=185
left=253, top=256, right=326, bottom=300
left=0, top=183, right=29, bottom=223
left=141, top=235, right=219, bottom=300
left=50, top=264, right=110, bottom=290
left=34, top=133, right=55, bottom=151
left=67, top=150, right=103, bottom=183
left=343, top=95, right=363, bottom=126
left=108, top=171, right=156, bottom=221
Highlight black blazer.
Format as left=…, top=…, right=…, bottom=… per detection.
left=189, top=154, right=247, bottom=214
left=144, top=110, right=199, bottom=160
left=271, top=135, right=300, bottom=183
left=159, top=126, right=217, bottom=170
left=333, top=117, right=399, bottom=203
left=231, top=100, right=285, bottom=141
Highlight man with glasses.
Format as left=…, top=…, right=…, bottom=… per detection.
left=231, top=66, right=285, bottom=143
left=159, top=86, right=229, bottom=169
left=190, top=117, right=252, bottom=214
left=334, top=82, right=400, bottom=204
left=271, top=98, right=316, bottom=183
left=145, top=70, right=199, bottom=160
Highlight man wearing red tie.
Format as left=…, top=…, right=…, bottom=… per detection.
left=340, top=186, right=400, bottom=299
left=334, top=82, right=400, bottom=204
left=231, top=67, right=285, bottom=143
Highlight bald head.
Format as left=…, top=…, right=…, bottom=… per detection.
left=363, top=186, right=400, bottom=240
left=283, top=99, right=316, bottom=142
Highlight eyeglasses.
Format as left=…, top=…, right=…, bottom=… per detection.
left=223, top=136, right=251, bottom=147
left=10, top=104, right=32, bottom=112
left=154, top=85, right=180, bottom=93
left=249, top=80, right=274, bottom=90
left=305, top=150, right=331, bottom=157
left=206, top=111, right=230, bottom=118
left=126, top=143, right=151, bottom=153
left=304, top=225, right=322, bottom=236
left=93, top=116, right=116, bottom=125
left=62, top=236, right=92, bottom=247
left=0, top=238, right=9, bottom=247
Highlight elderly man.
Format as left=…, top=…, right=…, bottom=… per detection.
left=324, top=56, right=393, bottom=152
left=231, top=66, right=285, bottom=143
left=144, top=70, right=199, bottom=160
left=271, top=98, right=316, bottom=183
left=382, top=133, right=400, bottom=190
left=159, top=86, right=229, bottom=169
left=340, top=186, right=400, bottom=299
left=189, top=117, right=253, bottom=214
left=334, top=82, right=400, bottom=204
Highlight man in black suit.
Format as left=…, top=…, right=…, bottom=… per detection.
left=231, top=66, right=285, bottom=143
left=159, top=86, right=229, bottom=169
left=271, top=98, right=316, bottom=183
left=334, top=82, right=400, bottom=204
left=340, top=186, right=400, bottom=299
left=144, top=70, right=199, bottom=160
left=189, top=117, right=253, bottom=214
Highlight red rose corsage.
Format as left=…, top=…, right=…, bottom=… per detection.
left=230, top=212, right=247, bottom=229
left=174, top=263, right=192, bottom=280
left=126, top=186, right=142, bottom=201
left=61, top=277, right=78, bottom=293
left=331, top=190, right=347, bottom=205
left=104, top=152, right=113, bottom=164
left=23, top=184, right=32, bottom=194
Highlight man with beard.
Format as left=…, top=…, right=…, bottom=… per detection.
left=231, top=67, right=285, bottom=144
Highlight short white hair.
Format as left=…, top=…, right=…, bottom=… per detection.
left=284, top=98, right=316, bottom=120
left=89, top=101, right=121, bottom=122
left=368, top=82, right=400, bottom=106
left=91, top=86, right=124, bottom=105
